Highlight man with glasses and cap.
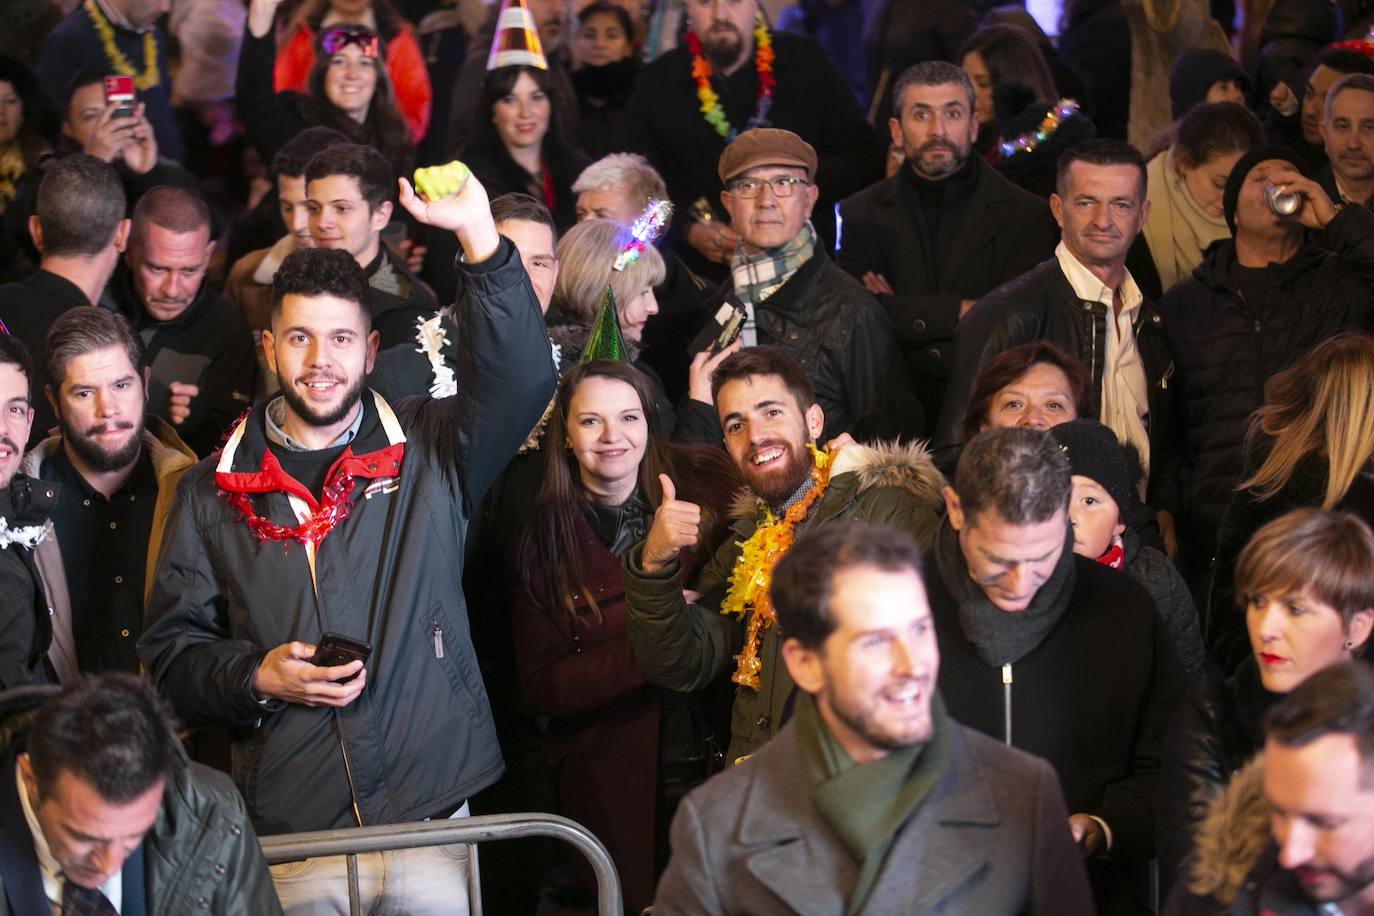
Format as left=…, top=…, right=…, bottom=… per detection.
left=702, top=127, right=921, bottom=441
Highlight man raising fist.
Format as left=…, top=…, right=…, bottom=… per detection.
left=624, top=346, right=946, bottom=764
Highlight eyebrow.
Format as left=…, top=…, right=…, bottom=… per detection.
left=70, top=374, right=137, bottom=389
left=282, top=326, right=358, bottom=336
left=982, top=545, right=1060, bottom=565
left=720, top=398, right=787, bottom=426
left=5, top=396, right=29, bottom=407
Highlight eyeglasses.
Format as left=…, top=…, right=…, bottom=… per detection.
left=727, top=176, right=810, bottom=198
left=321, top=28, right=381, bottom=58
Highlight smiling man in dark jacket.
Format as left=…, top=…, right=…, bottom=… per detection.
left=838, top=61, right=1056, bottom=428
left=138, top=173, right=557, bottom=912
left=1161, top=143, right=1374, bottom=594
left=929, top=427, right=1183, bottom=915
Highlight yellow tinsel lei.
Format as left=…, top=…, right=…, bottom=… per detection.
left=85, top=0, right=160, bottom=91
left=721, top=445, right=832, bottom=689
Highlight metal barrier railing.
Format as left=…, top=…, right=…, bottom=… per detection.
left=260, top=811, right=623, bottom=916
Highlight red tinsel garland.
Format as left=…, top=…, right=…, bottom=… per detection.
left=221, top=474, right=360, bottom=549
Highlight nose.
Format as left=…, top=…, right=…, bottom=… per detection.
left=1276, top=820, right=1313, bottom=870
left=159, top=271, right=179, bottom=300
left=930, top=115, right=948, bottom=139
left=1002, top=564, right=1026, bottom=596
left=1019, top=405, right=1048, bottom=430
left=890, top=638, right=915, bottom=677
left=645, top=292, right=659, bottom=316
left=1255, top=601, right=1285, bottom=643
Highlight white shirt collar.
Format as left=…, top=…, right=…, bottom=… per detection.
left=16, top=761, right=123, bottom=913
left=1055, top=242, right=1143, bottom=314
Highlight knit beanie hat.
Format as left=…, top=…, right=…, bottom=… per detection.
left=1169, top=49, right=1250, bottom=120
left=1222, top=143, right=1305, bottom=234
left=1048, top=420, right=1134, bottom=516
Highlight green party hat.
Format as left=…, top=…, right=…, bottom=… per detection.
left=581, top=285, right=629, bottom=363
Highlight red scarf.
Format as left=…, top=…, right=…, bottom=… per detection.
left=1096, top=537, right=1125, bottom=570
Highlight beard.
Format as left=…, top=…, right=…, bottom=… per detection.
left=910, top=138, right=970, bottom=180
left=737, top=437, right=812, bottom=504
left=825, top=678, right=934, bottom=752
left=62, top=415, right=144, bottom=473
left=1293, top=854, right=1374, bottom=905
left=701, top=24, right=744, bottom=69
left=278, top=371, right=367, bottom=431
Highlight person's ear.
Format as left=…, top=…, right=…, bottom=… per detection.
left=1348, top=609, right=1374, bottom=654
left=44, top=383, right=58, bottom=418
left=944, top=486, right=964, bottom=531
left=804, top=402, right=824, bottom=440
left=142, top=366, right=151, bottom=404
left=719, top=189, right=735, bottom=226
left=365, top=329, right=380, bottom=375
left=114, top=218, right=132, bottom=253
left=261, top=328, right=278, bottom=377
left=803, top=181, right=819, bottom=218
left=781, top=636, right=824, bottom=694
left=27, top=215, right=42, bottom=253
left=1049, top=193, right=1065, bottom=230
left=1137, top=197, right=1152, bottom=231
left=373, top=200, right=393, bottom=233
left=888, top=116, right=902, bottom=150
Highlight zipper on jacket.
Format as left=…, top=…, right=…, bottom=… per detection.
left=1001, top=663, right=1013, bottom=746
left=433, top=623, right=445, bottom=659
left=338, top=730, right=364, bottom=827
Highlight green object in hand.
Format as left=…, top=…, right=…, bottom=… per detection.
left=413, top=161, right=471, bottom=201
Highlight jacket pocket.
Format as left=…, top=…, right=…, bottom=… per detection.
left=422, top=605, right=485, bottom=727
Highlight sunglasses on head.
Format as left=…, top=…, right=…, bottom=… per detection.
left=321, top=28, right=381, bottom=58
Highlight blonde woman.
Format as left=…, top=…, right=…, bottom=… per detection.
left=550, top=218, right=734, bottom=444
left=1206, top=333, right=1374, bottom=673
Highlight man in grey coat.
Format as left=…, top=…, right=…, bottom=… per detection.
left=652, top=522, right=1093, bottom=915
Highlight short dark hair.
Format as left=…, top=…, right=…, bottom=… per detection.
left=270, top=126, right=353, bottom=179
left=1174, top=101, right=1265, bottom=170
left=1056, top=138, right=1148, bottom=201
left=1315, top=47, right=1374, bottom=80
left=62, top=68, right=107, bottom=112
left=27, top=673, right=183, bottom=804
left=45, top=306, right=145, bottom=390
left=890, top=60, right=975, bottom=115
left=271, top=247, right=372, bottom=330
left=709, top=346, right=816, bottom=413
left=130, top=185, right=211, bottom=249
left=0, top=335, right=33, bottom=399
left=35, top=155, right=126, bottom=257
left=1265, top=661, right=1374, bottom=784
left=963, top=341, right=1093, bottom=442
left=304, top=143, right=394, bottom=211
left=491, top=192, right=558, bottom=241
left=955, top=427, right=1071, bottom=525
left=772, top=522, right=925, bottom=650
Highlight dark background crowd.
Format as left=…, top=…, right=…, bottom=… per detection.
left=6, top=0, right=1374, bottom=914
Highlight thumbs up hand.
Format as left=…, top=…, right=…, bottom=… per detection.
left=642, top=474, right=702, bottom=574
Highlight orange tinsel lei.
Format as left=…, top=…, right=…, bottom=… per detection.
left=721, top=445, right=831, bottom=689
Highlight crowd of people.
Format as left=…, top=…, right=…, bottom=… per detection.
left=4, top=0, right=1374, bottom=913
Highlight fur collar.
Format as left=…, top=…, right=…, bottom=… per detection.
left=1186, top=754, right=1269, bottom=906
left=728, top=440, right=946, bottom=521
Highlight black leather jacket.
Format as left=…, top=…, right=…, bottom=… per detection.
left=1157, top=658, right=1276, bottom=900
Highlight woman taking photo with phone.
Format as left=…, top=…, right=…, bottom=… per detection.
left=239, top=0, right=412, bottom=169
left=510, top=359, right=738, bottom=913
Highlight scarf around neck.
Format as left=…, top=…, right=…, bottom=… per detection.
left=730, top=219, right=817, bottom=309
left=796, top=689, right=951, bottom=916
left=934, top=518, right=1077, bottom=667
left=1143, top=147, right=1231, bottom=291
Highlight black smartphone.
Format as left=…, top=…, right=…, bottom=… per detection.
left=311, top=632, right=372, bottom=683
left=687, top=301, right=746, bottom=357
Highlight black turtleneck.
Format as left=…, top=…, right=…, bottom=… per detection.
left=899, top=156, right=980, bottom=292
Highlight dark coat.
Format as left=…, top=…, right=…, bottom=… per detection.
left=1206, top=448, right=1374, bottom=674
left=624, top=32, right=880, bottom=279
left=0, top=687, right=281, bottom=916
left=1057, top=0, right=1132, bottom=141
left=862, top=0, right=978, bottom=125
left=926, top=537, right=1185, bottom=914
left=836, top=160, right=1058, bottom=427
left=624, top=442, right=945, bottom=764
left=0, top=478, right=57, bottom=690
left=704, top=250, right=924, bottom=442
left=1123, top=527, right=1209, bottom=681
left=111, top=268, right=256, bottom=457
left=938, top=256, right=1178, bottom=513
left=0, top=269, right=90, bottom=449
left=652, top=714, right=1095, bottom=915
left=1157, top=658, right=1275, bottom=902
left=1160, top=205, right=1374, bottom=564
left=137, top=238, right=557, bottom=835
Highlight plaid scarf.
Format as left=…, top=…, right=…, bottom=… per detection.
left=729, top=219, right=817, bottom=309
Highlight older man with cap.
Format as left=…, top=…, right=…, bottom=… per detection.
left=1160, top=142, right=1374, bottom=670
left=705, top=127, right=922, bottom=441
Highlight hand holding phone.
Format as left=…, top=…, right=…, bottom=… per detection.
left=103, top=76, right=134, bottom=119
left=310, top=633, right=372, bottom=684
left=253, top=640, right=368, bottom=707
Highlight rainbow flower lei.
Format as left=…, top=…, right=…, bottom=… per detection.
left=998, top=99, right=1079, bottom=159
left=721, top=445, right=831, bottom=689
left=686, top=13, right=775, bottom=142
left=85, top=0, right=160, bottom=91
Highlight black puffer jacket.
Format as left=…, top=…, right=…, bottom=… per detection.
left=938, top=257, right=1177, bottom=512
left=1156, top=658, right=1276, bottom=902
left=0, top=477, right=56, bottom=690
left=702, top=250, right=924, bottom=442
left=1160, top=205, right=1374, bottom=564
left=138, top=238, right=557, bottom=836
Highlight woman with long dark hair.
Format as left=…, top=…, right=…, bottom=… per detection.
left=0, top=55, right=54, bottom=216
left=271, top=0, right=432, bottom=143
left=240, top=0, right=413, bottom=169
left=463, top=64, right=588, bottom=231
left=510, top=360, right=738, bottom=913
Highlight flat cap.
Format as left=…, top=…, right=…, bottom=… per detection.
left=717, top=128, right=818, bottom=184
